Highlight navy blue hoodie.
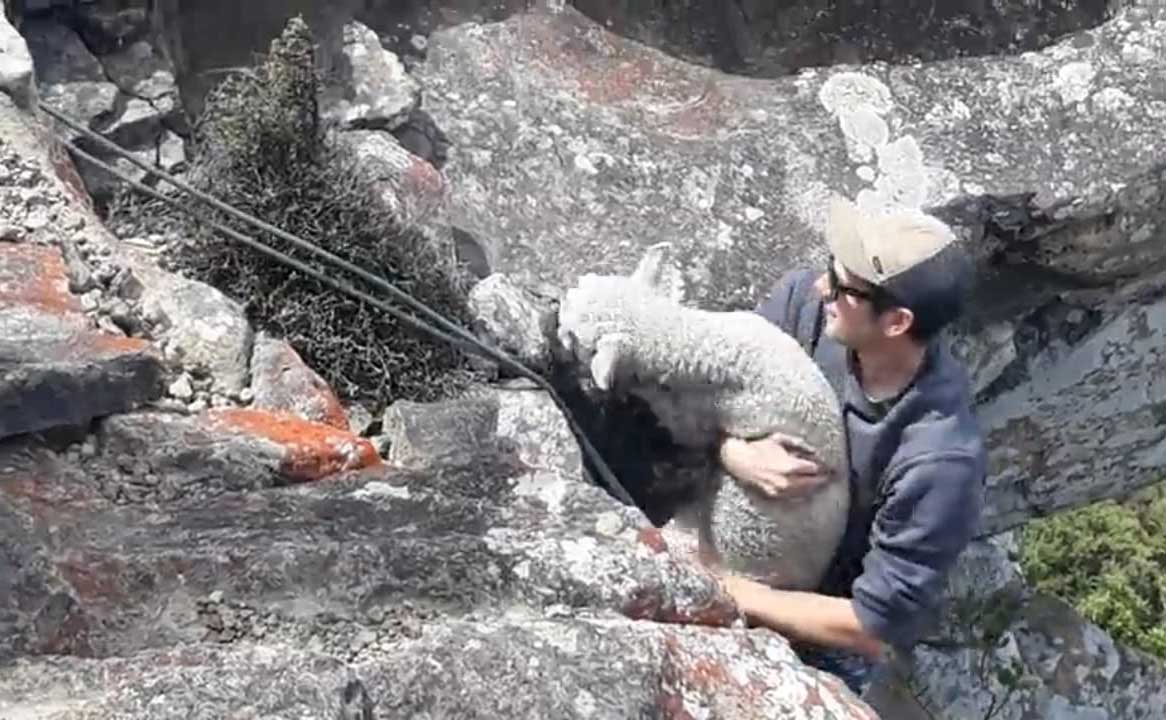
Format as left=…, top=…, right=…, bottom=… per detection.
left=755, top=268, right=987, bottom=651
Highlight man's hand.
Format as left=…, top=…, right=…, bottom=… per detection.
left=717, top=432, right=832, bottom=500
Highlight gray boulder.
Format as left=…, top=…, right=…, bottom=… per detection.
left=381, top=393, right=502, bottom=468
left=468, top=272, right=558, bottom=372
left=569, top=0, right=1126, bottom=75
left=136, top=263, right=254, bottom=396
left=248, top=332, right=350, bottom=429
left=67, top=0, right=153, bottom=55
left=381, top=381, right=585, bottom=483
left=98, top=38, right=185, bottom=131
left=91, top=407, right=382, bottom=501
left=338, top=128, right=448, bottom=229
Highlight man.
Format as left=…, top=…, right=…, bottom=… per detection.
left=715, top=195, right=987, bottom=696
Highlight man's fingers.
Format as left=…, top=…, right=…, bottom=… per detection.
left=766, top=432, right=819, bottom=458
left=746, top=478, right=786, bottom=499
left=784, top=456, right=825, bottom=476
left=782, top=472, right=831, bottom=497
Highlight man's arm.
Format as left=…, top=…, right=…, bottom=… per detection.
left=719, top=452, right=984, bottom=655
left=849, top=452, right=984, bottom=649
left=720, top=577, right=886, bottom=659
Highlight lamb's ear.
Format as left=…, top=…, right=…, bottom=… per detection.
left=590, top=333, right=627, bottom=391
left=630, top=242, right=686, bottom=304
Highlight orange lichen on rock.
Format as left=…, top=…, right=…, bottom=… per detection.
left=60, top=332, right=157, bottom=361
left=622, top=585, right=741, bottom=628
left=636, top=527, right=669, bottom=554
left=206, top=408, right=381, bottom=482
left=656, top=631, right=879, bottom=719
left=0, top=243, right=83, bottom=316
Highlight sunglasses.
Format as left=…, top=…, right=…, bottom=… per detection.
left=826, top=258, right=899, bottom=311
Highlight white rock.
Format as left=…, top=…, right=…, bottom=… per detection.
left=140, top=274, right=254, bottom=395
left=320, top=21, right=419, bottom=130
left=168, top=374, right=194, bottom=401
left=0, top=14, right=36, bottom=111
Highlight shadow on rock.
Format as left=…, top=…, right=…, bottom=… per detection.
left=571, top=0, right=1121, bottom=77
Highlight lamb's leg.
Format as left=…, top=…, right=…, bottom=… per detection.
left=661, top=507, right=723, bottom=572
left=660, top=468, right=724, bottom=572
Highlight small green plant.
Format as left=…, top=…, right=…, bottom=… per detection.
left=1019, top=483, right=1166, bottom=659
left=108, top=16, right=484, bottom=411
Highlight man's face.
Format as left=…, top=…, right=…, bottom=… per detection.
left=813, top=259, right=897, bottom=349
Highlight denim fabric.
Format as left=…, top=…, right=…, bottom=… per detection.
left=796, top=646, right=877, bottom=697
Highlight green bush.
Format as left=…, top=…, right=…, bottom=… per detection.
left=1019, top=483, right=1166, bottom=658
left=108, top=16, right=484, bottom=411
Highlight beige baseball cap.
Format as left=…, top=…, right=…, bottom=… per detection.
left=824, top=194, right=972, bottom=330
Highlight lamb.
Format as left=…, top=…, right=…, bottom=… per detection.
left=556, top=243, right=849, bottom=591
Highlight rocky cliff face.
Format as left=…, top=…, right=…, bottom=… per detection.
left=3, top=1, right=1165, bottom=718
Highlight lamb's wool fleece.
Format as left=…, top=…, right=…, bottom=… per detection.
left=557, top=244, right=849, bottom=590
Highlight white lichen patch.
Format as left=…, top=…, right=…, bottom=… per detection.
left=782, top=143, right=834, bottom=232
left=928, top=97, right=973, bottom=125
left=511, top=471, right=569, bottom=515
left=1054, top=61, right=1097, bottom=106
left=714, top=219, right=734, bottom=250
left=839, top=105, right=890, bottom=149
left=1120, top=43, right=1156, bottom=65
left=560, top=536, right=603, bottom=577
left=572, top=689, right=597, bottom=717
left=1091, top=87, right=1135, bottom=116
left=767, top=672, right=810, bottom=709
left=350, top=481, right=410, bottom=501
left=682, top=165, right=721, bottom=212
left=817, top=72, right=894, bottom=116
left=816, top=70, right=944, bottom=214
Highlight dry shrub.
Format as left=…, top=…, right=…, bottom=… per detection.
left=108, top=16, right=484, bottom=411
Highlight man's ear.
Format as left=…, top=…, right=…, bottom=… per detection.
left=882, top=307, right=915, bottom=338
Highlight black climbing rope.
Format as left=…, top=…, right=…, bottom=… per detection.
left=38, top=101, right=637, bottom=508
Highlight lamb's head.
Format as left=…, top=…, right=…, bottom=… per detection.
left=556, top=273, right=641, bottom=388
left=556, top=243, right=687, bottom=391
